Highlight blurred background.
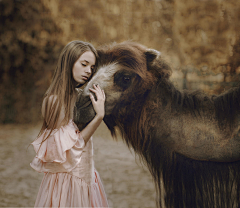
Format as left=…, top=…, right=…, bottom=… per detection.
left=1, top=0, right=240, bottom=124
left=0, top=0, right=240, bottom=207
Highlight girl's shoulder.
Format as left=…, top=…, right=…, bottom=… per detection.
left=42, top=95, right=58, bottom=112
left=42, top=94, right=58, bottom=119
left=42, top=94, right=66, bottom=128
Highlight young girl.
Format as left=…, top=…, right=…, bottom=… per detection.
left=30, top=40, right=109, bottom=207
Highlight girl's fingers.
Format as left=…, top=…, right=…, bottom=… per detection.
left=89, top=85, right=105, bottom=116
left=89, top=93, right=96, bottom=103
left=93, top=84, right=101, bottom=91
left=95, top=84, right=104, bottom=93
left=89, top=85, right=101, bottom=94
left=89, top=84, right=105, bottom=101
left=94, top=85, right=104, bottom=96
left=89, top=88, right=100, bottom=100
left=89, top=88, right=97, bottom=93
left=102, top=89, right=105, bottom=100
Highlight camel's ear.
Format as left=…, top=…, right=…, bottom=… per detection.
left=145, top=49, right=161, bottom=63
left=145, top=49, right=172, bottom=79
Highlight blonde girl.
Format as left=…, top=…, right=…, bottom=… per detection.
left=30, top=40, right=109, bottom=207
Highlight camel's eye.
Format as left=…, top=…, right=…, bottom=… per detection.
left=114, top=70, right=133, bottom=90
left=123, top=76, right=130, bottom=83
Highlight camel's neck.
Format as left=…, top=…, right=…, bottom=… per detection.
left=146, top=80, right=240, bottom=162
left=115, top=79, right=240, bottom=162
left=153, top=79, right=213, bottom=118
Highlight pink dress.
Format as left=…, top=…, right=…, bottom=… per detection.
left=30, top=120, right=109, bottom=207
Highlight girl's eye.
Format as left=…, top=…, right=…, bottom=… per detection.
left=81, top=63, right=86, bottom=66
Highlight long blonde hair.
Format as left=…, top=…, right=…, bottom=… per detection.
left=38, top=40, right=98, bottom=141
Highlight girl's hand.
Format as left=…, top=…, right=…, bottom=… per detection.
left=89, top=84, right=105, bottom=119
left=80, top=84, right=106, bottom=144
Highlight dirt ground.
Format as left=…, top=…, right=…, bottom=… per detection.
left=0, top=122, right=156, bottom=208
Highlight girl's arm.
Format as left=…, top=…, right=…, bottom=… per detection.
left=41, top=84, right=105, bottom=143
left=80, top=84, right=105, bottom=144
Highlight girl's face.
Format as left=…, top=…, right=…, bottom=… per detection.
left=72, top=51, right=96, bottom=86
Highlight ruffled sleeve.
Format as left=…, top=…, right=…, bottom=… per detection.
left=30, top=120, right=85, bottom=173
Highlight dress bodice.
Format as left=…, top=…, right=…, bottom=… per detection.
left=30, top=120, right=94, bottom=184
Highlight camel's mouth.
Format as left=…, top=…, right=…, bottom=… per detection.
left=75, top=91, right=93, bottom=110
left=77, top=100, right=92, bottom=110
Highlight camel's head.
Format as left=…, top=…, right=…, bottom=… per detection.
left=74, top=42, right=172, bottom=132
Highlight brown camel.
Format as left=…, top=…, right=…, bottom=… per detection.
left=74, top=42, right=240, bottom=208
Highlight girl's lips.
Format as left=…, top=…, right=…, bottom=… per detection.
left=82, top=76, right=88, bottom=80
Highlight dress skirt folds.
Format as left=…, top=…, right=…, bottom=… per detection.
left=30, top=120, right=109, bottom=207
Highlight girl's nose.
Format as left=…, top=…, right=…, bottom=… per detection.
left=85, top=66, right=91, bottom=74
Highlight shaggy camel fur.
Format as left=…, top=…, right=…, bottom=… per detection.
left=74, top=42, right=240, bottom=208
